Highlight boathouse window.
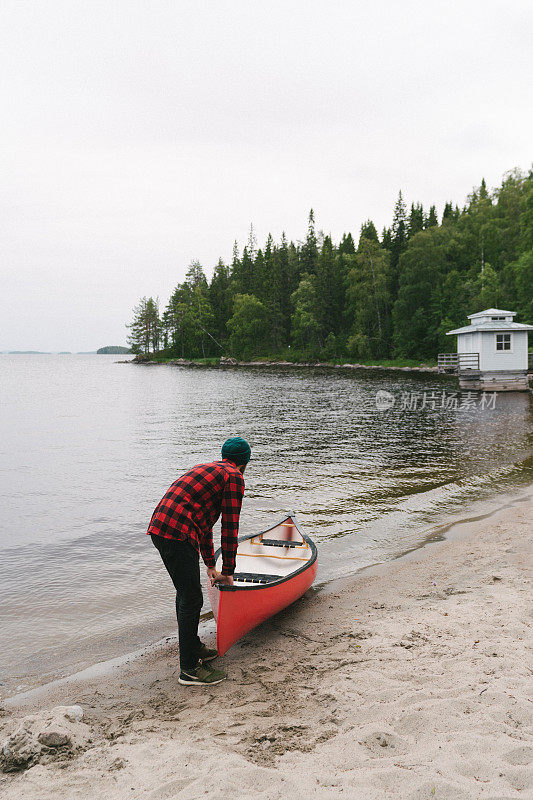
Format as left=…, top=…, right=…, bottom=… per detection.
left=496, top=333, right=511, bottom=351
left=491, top=316, right=506, bottom=320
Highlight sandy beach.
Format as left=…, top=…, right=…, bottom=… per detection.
left=1, top=491, right=531, bottom=800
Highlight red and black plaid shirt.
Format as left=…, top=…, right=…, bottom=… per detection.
left=147, top=459, right=245, bottom=575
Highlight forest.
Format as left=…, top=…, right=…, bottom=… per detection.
left=126, top=167, right=533, bottom=363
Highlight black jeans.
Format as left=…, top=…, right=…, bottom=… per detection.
left=151, top=534, right=203, bottom=671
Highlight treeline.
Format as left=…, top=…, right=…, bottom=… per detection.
left=127, top=168, right=533, bottom=362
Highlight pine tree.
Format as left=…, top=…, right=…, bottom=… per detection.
left=162, top=286, right=191, bottom=357
left=127, top=297, right=161, bottom=355
left=162, top=263, right=215, bottom=358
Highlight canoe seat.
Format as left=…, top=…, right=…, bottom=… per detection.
left=257, top=539, right=304, bottom=549
left=232, top=572, right=281, bottom=584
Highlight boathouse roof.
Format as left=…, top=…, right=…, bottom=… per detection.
left=446, top=308, right=533, bottom=335
left=467, top=307, right=515, bottom=319
left=446, top=321, right=533, bottom=335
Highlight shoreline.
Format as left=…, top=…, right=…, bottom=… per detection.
left=125, top=355, right=442, bottom=374
left=3, top=485, right=529, bottom=708
left=1, top=488, right=531, bottom=798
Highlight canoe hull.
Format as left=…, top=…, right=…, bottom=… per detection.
left=206, top=515, right=318, bottom=655
left=207, top=558, right=317, bottom=655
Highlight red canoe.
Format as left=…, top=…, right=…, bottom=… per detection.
left=206, top=514, right=318, bottom=655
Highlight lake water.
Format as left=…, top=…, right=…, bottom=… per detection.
left=1, top=355, right=531, bottom=695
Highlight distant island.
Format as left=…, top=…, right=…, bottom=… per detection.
left=2, top=349, right=131, bottom=355
left=97, top=346, right=132, bottom=354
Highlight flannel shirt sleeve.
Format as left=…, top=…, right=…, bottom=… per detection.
left=220, top=470, right=245, bottom=575
left=198, top=529, right=216, bottom=569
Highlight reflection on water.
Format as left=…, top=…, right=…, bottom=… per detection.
left=1, top=355, right=531, bottom=694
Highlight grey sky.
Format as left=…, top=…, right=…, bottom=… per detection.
left=1, top=0, right=531, bottom=351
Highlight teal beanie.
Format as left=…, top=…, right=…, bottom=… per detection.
left=221, top=436, right=252, bottom=465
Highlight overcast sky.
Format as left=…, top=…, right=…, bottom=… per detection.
left=1, top=0, right=531, bottom=351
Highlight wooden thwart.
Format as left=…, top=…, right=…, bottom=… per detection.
left=237, top=552, right=309, bottom=561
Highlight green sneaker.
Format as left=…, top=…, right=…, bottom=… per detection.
left=178, top=662, right=227, bottom=686
left=198, top=643, right=218, bottom=663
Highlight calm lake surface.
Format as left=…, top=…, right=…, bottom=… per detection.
left=1, top=355, right=532, bottom=695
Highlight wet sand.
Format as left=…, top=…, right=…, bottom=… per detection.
left=1, top=492, right=531, bottom=799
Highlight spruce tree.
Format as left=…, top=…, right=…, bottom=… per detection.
left=230, top=241, right=241, bottom=290
left=360, top=220, right=379, bottom=242
left=209, top=259, right=232, bottom=347
left=442, top=202, right=454, bottom=224
left=425, top=205, right=438, bottom=228
left=408, top=203, right=425, bottom=237
left=253, top=249, right=265, bottom=300
left=381, top=227, right=392, bottom=250
left=247, top=224, right=257, bottom=261
left=338, top=232, right=356, bottom=254
left=278, top=232, right=293, bottom=341
left=300, top=209, right=318, bottom=275
left=264, top=239, right=286, bottom=352
left=389, top=191, right=408, bottom=303
left=239, top=246, right=254, bottom=295
left=315, top=235, right=347, bottom=343
left=287, top=239, right=301, bottom=298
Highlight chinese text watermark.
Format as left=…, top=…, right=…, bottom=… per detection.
left=375, top=389, right=497, bottom=412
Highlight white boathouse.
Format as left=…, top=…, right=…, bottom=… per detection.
left=438, top=308, right=533, bottom=391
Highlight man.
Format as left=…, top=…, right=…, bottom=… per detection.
left=148, top=436, right=251, bottom=686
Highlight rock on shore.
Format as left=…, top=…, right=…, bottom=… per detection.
left=127, top=353, right=439, bottom=372
left=1, top=706, right=89, bottom=773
